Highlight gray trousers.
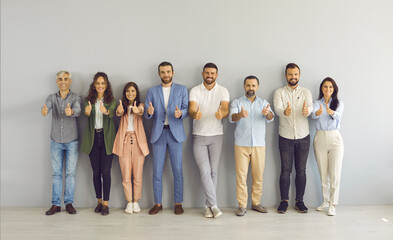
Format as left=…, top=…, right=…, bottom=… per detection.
left=193, top=135, right=224, bottom=207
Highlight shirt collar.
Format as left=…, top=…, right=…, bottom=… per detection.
left=56, top=89, right=71, bottom=98
left=285, top=85, right=299, bottom=92
left=200, top=82, right=219, bottom=91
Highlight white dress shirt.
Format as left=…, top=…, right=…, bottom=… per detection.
left=94, top=98, right=104, bottom=129
left=273, top=85, right=313, bottom=139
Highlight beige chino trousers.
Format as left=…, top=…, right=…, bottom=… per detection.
left=234, top=145, right=266, bottom=208
left=314, top=130, right=344, bottom=205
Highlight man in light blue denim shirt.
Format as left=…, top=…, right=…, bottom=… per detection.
left=229, top=76, right=274, bottom=216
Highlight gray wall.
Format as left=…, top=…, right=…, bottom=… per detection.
left=1, top=0, right=393, bottom=208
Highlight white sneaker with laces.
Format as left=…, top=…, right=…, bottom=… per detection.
left=125, top=202, right=133, bottom=214
left=211, top=206, right=222, bottom=218
left=133, top=202, right=141, bottom=213
left=205, top=207, right=213, bottom=218
left=327, top=204, right=336, bottom=216
left=316, top=202, right=329, bottom=211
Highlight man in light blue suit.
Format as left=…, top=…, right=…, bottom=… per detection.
left=144, top=61, right=188, bottom=215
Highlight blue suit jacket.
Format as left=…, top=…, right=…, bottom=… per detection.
left=144, top=83, right=188, bottom=143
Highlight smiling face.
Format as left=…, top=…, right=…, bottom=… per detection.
left=56, top=73, right=71, bottom=92
left=244, top=78, right=259, bottom=97
left=285, top=67, right=300, bottom=87
left=95, top=76, right=107, bottom=95
left=126, top=86, right=137, bottom=102
left=322, top=80, right=334, bottom=98
left=158, top=65, right=174, bottom=85
left=202, top=67, right=218, bottom=86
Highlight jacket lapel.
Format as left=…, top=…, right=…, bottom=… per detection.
left=157, top=85, right=165, bottom=110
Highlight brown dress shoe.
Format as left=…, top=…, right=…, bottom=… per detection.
left=149, top=204, right=163, bottom=215
left=174, top=204, right=184, bottom=215
left=101, top=205, right=109, bottom=216
left=65, top=203, right=77, bottom=214
left=94, top=203, right=103, bottom=213
left=45, top=205, right=61, bottom=215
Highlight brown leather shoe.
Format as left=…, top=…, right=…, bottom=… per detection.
left=174, top=204, right=184, bottom=215
left=45, top=205, right=61, bottom=215
left=149, top=204, right=163, bottom=215
left=94, top=203, right=103, bottom=213
left=101, top=205, right=109, bottom=216
left=65, top=203, right=77, bottom=214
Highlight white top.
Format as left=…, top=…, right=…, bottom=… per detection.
left=189, top=82, right=230, bottom=136
left=163, top=86, right=171, bottom=125
left=127, top=106, right=135, bottom=131
left=273, top=85, right=313, bottom=139
left=94, top=98, right=104, bottom=129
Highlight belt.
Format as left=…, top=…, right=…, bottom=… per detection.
left=163, top=125, right=170, bottom=129
left=95, top=128, right=103, bottom=132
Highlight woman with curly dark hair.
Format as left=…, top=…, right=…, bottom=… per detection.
left=81, top=72, right=116, bottom=216
left=113, top=82, right=149, bottom=214
left=311, top=77, right=344, bottom=216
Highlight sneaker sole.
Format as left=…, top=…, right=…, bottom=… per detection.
left=252, top=208, right=268, bottom=213
left=295, top=206, right=308, bottom=213
left=213, top=212, right=222, bottom=218
left=236, top=210, right=246, bottom=216
left=277, top=209, right=287, bottom=214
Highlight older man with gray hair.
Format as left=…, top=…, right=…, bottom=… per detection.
left=41, top=71, right=81, bottom=215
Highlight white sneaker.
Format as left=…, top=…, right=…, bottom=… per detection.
left=205, top=207, right=213, bottom=218
left=125, top=202, right=133, bottom=214
left=316, top=202, right=329, bottom=211
left=327, top=204, right=336, bottom=216
left=133, top=202, right=141, bottom=213
left=211, top=206, right=222, bottom=218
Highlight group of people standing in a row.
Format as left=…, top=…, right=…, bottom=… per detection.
left=42, top=62, right=344, bottom=218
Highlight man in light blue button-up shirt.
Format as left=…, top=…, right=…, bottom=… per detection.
left=229, top=76, right=274, bottom=216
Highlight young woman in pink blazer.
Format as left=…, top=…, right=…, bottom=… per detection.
left=113, top=82, right=149, bottom=214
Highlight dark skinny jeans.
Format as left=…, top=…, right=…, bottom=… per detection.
left=279, top=135, right=310, bottom=201
left=89, top=131, right=113, bottom=201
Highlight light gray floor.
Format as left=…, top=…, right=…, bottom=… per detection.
left=1, top=206, right=393, bottom=240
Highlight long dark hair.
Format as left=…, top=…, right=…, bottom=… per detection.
left=318, top=77, right=339, bottom=111
left=121, top=82, right=141, bottom=116
left=85, top=72, right=114, bottom=104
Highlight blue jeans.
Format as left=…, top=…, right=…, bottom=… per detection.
left=152, top=129, right=183, bottom=204
left=50, top=139, right=79, bottom=206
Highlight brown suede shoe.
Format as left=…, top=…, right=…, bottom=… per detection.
left=101, top=205, right=109, bottom=216
left=149, top=204, right=163, bottom=215
left=45, top=205, right=61, bottom=215
left=65, top=203, right=77, bottom=214
left=94, top=203, right=103, bottom=213
left=174, top=204, right=184, bottom=215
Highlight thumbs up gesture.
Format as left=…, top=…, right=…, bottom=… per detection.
left=85, top=101, right=92, bottom=116
left=302, top=101, right=309, bottom=116
left=116, top=100, right=124, bottom=115
left=262, top=104, right=270, bottom=116
left=147, top=102, right=154, bottom=115
left=65, top=103, right=72, bottom=116
left=316, top=104, right=323, bottom=116
left=284, top=101, right=292, bottom=116
left=175, top=105, right=182, bottom=119
left=41, top=104, right=48, bottom=116
left=195, top=105, right=202, bottom=120
left=326, top=103, right=334, bottom=115
left=215, top=105, right=223, bottom=120
left=100, top=101, right=107, bottom=115
left=240, top=106, right=248, bottom=118
left=132, top=101, right=142, bottom=115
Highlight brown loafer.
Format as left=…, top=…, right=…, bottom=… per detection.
left=101, top=205, right=109, bottom=216
left=174, top=204, right=184, bottom=215
left=94, top=203, right=103, bottom=213
left=149, top=204, right=163, bottom=215
left=45, top=205, right=61, bottom=215
left=65, top=203, right=77, bottom=214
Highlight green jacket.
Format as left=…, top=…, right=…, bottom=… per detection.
left=81, top=99, right=117, bottom=155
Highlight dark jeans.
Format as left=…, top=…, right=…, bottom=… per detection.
left=279, top=135, right=310, bottom=201
left=89, top=131, right=113, bottom=201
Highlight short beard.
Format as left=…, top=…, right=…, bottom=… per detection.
left=287, top=78, right=298, bottom=86
left=246, top=90, right=255, bottom=97
left=204, top=78, right=215, bottom=85
left=161, top=77, right=173, bottom=85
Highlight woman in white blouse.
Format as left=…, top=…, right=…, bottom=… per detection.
left=311, top=77, right=344, bottom=216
